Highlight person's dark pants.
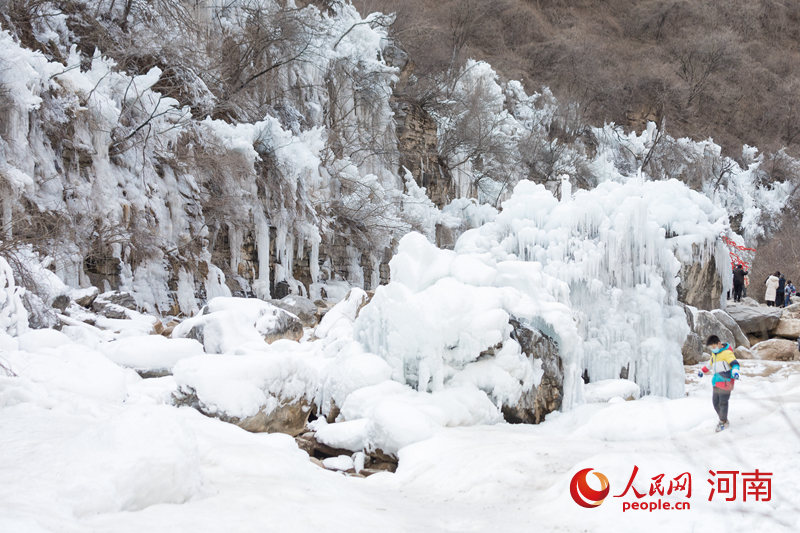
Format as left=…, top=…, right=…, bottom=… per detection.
left=733, top=283, right=743, bottom=302
left=767, top=300, right=775, bottom=307
left=712, top=387, right=731, bottom=422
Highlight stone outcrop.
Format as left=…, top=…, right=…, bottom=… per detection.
left=683, top=309, right=739, bottom=364
left=772, top=319, right=800, bottom=339
left=295, top=432, right=398, bottom=476
left=681, top=305, right=703, bottom=364
left=682, top=307, right=750, bottom=364
left=501, top=319, right=563, bottom=424
left=710, top=309, right=750, bottom=348
left=270, top=295, right=319, bottom=328
left=20, top=291, right=60, bottom=329
left=92, top=291, right=138, bottom=319
left=173, top=388, right=312, bottom=436
left=174, top=298, right=304, bottom=352
left=694, top=310, right=736, bottom=348
left=725, top=304, right=782, bottom=336
left=677, top=252, right=722, bottom=310
left=682, top=332, right=705, bottom=365
left=72, top=287, right=100, bottom=308
left=781, top=303, right=800, bottom=320
left=750, top=338, right=799, bottom=361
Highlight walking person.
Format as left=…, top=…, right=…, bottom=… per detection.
left=778, top=273, right=787, bottom=307
left=698, top=335, right=740, bottom=432
left=732, top=264, right=747, bottom=302
left=765, top=272, right=780, bottom=306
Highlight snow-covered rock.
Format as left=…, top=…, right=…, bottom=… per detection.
left=103, top=336, right=205, bottom=377
left=71, top=287, right=100, bottom=308
left=322, top=455, right=354, bottom=472
left=583, top=379, right=641, bottom=403
left=172, top=297, right=303, bottom=353
left=270, top=295, right=319, bottom=327
left=92, top=292, right=139, bottom=320
left=172, top=351, right=317, bottom=436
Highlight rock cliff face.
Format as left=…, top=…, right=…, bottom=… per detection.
left=502, top=319, right=564, bottom=424
left=677, top=253, right=724, bottom=311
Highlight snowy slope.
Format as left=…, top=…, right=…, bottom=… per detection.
left=1, top=341, right=797, bottom=533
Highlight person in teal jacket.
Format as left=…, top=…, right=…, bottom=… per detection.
left=698, top=335, right=740, bottom=432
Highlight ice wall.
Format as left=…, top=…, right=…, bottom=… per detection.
left=357, top=177, right=733, bottom=405
left=0, top=2, right=422, bottom=312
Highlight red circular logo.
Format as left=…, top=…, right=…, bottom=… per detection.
left=570, top=468, right=610, bottom=508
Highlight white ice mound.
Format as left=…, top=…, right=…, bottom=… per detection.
left=356, top=178, right=732, bottom=406
left=171, top=297, right=303, bottom=353
left=104, top=335, right=205, bottom=374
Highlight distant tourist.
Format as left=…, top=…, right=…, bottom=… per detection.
left=785, top=280, right=797, bottom=307
left=765, top=272, right=780, bottom=306
left=778, top=273, right=787, bottom=307
left=698, top=335, right=740, bottom=432
left=732, top=264, right=747, bottom=302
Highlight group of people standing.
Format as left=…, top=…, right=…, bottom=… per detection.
left=731, top=264, right=797, bottom=306
left=764, top=271, right=796, bottom=307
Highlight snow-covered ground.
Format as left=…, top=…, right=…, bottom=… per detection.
left=2, top=344, right=798, bottom=533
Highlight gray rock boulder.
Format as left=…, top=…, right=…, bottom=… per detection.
left=51, top=294, right=71, bottom=313
left=174, top=387, right=312, bottom=436
left=682, top=332, right=705, bottom=365
left=741, top=297, right=760, bottom=307
left=20, top=291, right=60, bottom=329
left=724, top=304, right=782, bottom=336
left=72, top=286, right=100, bottom=308
left=711, top=309, right=750, bottom=348
left=92, top=291, right=138, bottom=319
left=693, top=310, right=735, bottom=349
left=781, top=303, right=800, bottom=319
left=681, top=306, right=703, bottom=364
left=751, top=338, right=799, bottom=361
left=501, top=319, right=563, bottom=424
left=772, top=319, right=800, bottom=339
left=270, top=295, right=318, bottom=327
left=734, top=346, right=754, bottom=360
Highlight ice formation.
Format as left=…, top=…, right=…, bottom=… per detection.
left=357, top=177, right=733, bottom=404
left=0, top=256, right=28, bottom=340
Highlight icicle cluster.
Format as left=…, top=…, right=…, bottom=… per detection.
left=0, top=256, right=28, bottom=337
left=356, top=177, right=732, bottom=405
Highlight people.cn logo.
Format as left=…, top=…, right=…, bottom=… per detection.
left=570, top=468, right=610, bottom=508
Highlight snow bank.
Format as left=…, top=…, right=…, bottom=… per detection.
left=583, top=379, right=641, bottom=403
left=104, top=335, right=205, bottom=374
